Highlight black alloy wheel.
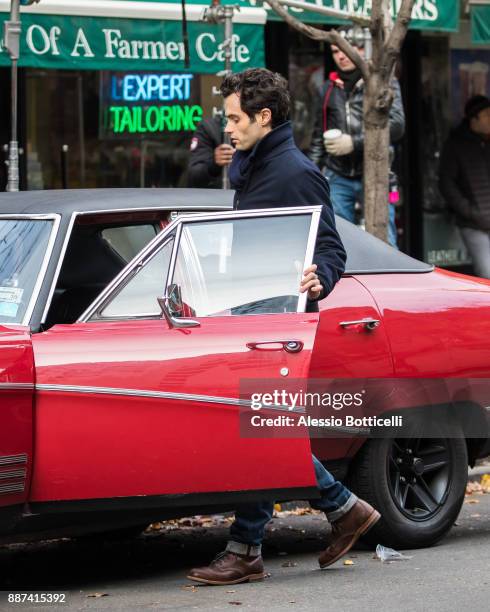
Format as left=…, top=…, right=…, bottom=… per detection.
left=345, top=414, right=468, bottom=549
left=387, top=437, right=452, bottom=521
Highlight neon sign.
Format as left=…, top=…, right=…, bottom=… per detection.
left=102, top=71, right=204, bottom=137
left=109, top=105, right=203, bottom=133
left=111, top=73, right=194, bottom=102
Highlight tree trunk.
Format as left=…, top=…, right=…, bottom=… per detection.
left=363, top=72, right=391, bottom=241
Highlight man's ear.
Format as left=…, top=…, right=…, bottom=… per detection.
left=258, top=108, right=272, bottom=128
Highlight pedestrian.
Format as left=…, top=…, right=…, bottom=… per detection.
left=308, top=26, right=405, bottom=247
left=187, top=68, right=380, bottom=586
left=187, top=116, right=235, bottom=188
left=439, top=95, right=490, bottom=279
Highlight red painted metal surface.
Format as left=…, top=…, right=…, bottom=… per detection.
left=0, top=325, right=34, bottom=507
left=311, top=277, right=394, bottom=462
left=357, top=269, right=490, bottom=378
left=31, top=314, right=319, bottom=502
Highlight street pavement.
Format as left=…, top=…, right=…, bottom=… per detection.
left=1, top=489, right=489, bottom=612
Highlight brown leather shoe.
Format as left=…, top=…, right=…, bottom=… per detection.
left=318, top=499, right=381, bottom=569
left=187, top=551, right=265, bottom=585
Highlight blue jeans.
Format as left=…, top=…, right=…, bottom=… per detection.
left=326, top=168, right=398, bottom=248
left=226, top=455, right=357, bottom=555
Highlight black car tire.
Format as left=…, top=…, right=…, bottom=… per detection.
left=345, top=414, right=468, bottom=549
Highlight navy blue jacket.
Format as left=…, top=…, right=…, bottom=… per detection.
left=229, top=121, right=346, bottom=299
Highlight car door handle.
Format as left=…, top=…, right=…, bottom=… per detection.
left=246, top=340, right=304, bottom=353
left=339, top=318, right=380, bottom=331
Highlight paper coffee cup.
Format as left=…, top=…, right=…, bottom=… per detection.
left=323, top=129, right=342, bottom=142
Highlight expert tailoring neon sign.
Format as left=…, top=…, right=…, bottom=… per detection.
left=106, top=72, right=203, bottom=134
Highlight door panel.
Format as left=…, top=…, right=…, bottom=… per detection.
left=31, top=313, right=318, bottom=502
left=310, top=277, right=395, bottom=462
left=0, top=326, right=34, bottom=507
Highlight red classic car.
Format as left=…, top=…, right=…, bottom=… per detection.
left=1, top=188, right=489, bottom=549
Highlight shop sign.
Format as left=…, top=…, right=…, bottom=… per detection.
left=100, top=72, right=203, bottom=137
left=0, top=13, right=264, bottom=72
left=471, top=5, right=490, bottom=45
left=216, top=0, right=460, bottom=32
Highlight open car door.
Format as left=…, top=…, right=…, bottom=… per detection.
left=31, top=207, right=322, bottom=510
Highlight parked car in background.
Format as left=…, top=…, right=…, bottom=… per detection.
left=1, top=189, right=489, bottom=549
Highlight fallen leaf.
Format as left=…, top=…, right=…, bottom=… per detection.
left=274, top=503, right=282, bottom=512
left=226, top=590, right=236, bottom=594
left=466, top=481, right=483, bottom=495
left=343, top=559, right=354, bottom=566
left=465, top=498, right=480, bottom=504
left=87, top=593, right=109, bottom=598
left=228, top=602, right=242, bottom=606
left=470, top=513, right=481, bottom=518
left=481, top=474, right=490, bottom=493
left=281, top=561, right=298, bottom=567
left=181, top=585, right=198, bottom=592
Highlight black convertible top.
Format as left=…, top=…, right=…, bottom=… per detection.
left=0, top=188, right=432, bottom=274
left=0, top=188, right=234, bottom=216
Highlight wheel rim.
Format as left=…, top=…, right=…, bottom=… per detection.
left=387, top=436, right=453, bottom=521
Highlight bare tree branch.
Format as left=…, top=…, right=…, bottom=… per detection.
left=384, top=0, right=415, bottom=75
left=267, top=0, right=370, bottom=81
left=269, top=0, right=371, bottom=27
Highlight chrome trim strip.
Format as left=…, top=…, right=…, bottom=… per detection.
left=0, top=469, right=26, bottom=480
left=41, top=210, right=78, bottom=325
left=0, top=382, right=34, bottom=391
left=0, top=483, right=24, bottom=494
left=35, top=384, right=306, bottom=414
left=79, top=206, right=322, bottom=323
left=0, top=454, right=28, bottom=466
left=76, top=206, right=231, bottom=216
left=298, top=208, right=322, bottom=314
left=22, top=214, right=61, bottom=327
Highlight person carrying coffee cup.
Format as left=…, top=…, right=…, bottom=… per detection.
left=308, top=26, right=405, bottom=247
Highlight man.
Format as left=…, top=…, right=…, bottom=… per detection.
left=439, top=95, right=490, bottom=279
left=309, top=27, right=405, bottom=247
left=187, top=68, right=380, bottom=586
left=187, top=116, right=235, bottom=188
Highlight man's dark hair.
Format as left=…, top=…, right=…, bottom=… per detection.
left=220, top=68, right=290, bottom=129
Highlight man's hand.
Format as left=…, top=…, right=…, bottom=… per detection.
left=300, top=264, right=323, bottom=300
left=324, top=134, right=354, bottom=156
left=214, top=144, right=235, bottom=167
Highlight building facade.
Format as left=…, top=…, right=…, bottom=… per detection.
left=1, top=0, right=489, bottom=267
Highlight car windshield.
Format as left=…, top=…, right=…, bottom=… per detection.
left=0, top=219, right=54, bottom=325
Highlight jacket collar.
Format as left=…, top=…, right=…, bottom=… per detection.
left=247, top=121, right=295, bottom=165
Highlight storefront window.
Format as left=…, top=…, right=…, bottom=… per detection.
left=288, top=28, right=325, bottom=153
left=25, top=69, right=220, bottom=190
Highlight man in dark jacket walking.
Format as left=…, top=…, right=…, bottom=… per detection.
left=309, top=30, right=405, bottom=247
left=439, top=95, right=490, bottom=279
left=187, top=68, right=380, bottom=586
left=187, top=116, right=235, bottom=188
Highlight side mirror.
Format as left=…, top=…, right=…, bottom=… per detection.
left=157, top=285, right=200, bottom=329
left=166, top=283, right=184, bottom=317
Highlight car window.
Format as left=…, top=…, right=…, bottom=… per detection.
left=99, top=238, right=174, bottom=318
left=101, top=224, right=158, bottom=263
left=172, top=215, right=311, bottom=316
left=0, top=219, right=54, bottom=325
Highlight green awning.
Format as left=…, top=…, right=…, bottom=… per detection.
left=218, top=0, right=461, bottom=32
left=0, top=0, right=266, bottom=72
left=471, top=3, right=490, bottom=44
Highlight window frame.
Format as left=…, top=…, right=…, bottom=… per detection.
left=0, top=213, right=61, bottom=327
left=80, top=206, right=322, bottom=323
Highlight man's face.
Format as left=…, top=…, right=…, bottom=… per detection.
left=224, top=93, right=271, bottom=151
left=470, top=107, right=490, bottom=137
left=331, top=44, right=365, bottom=72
